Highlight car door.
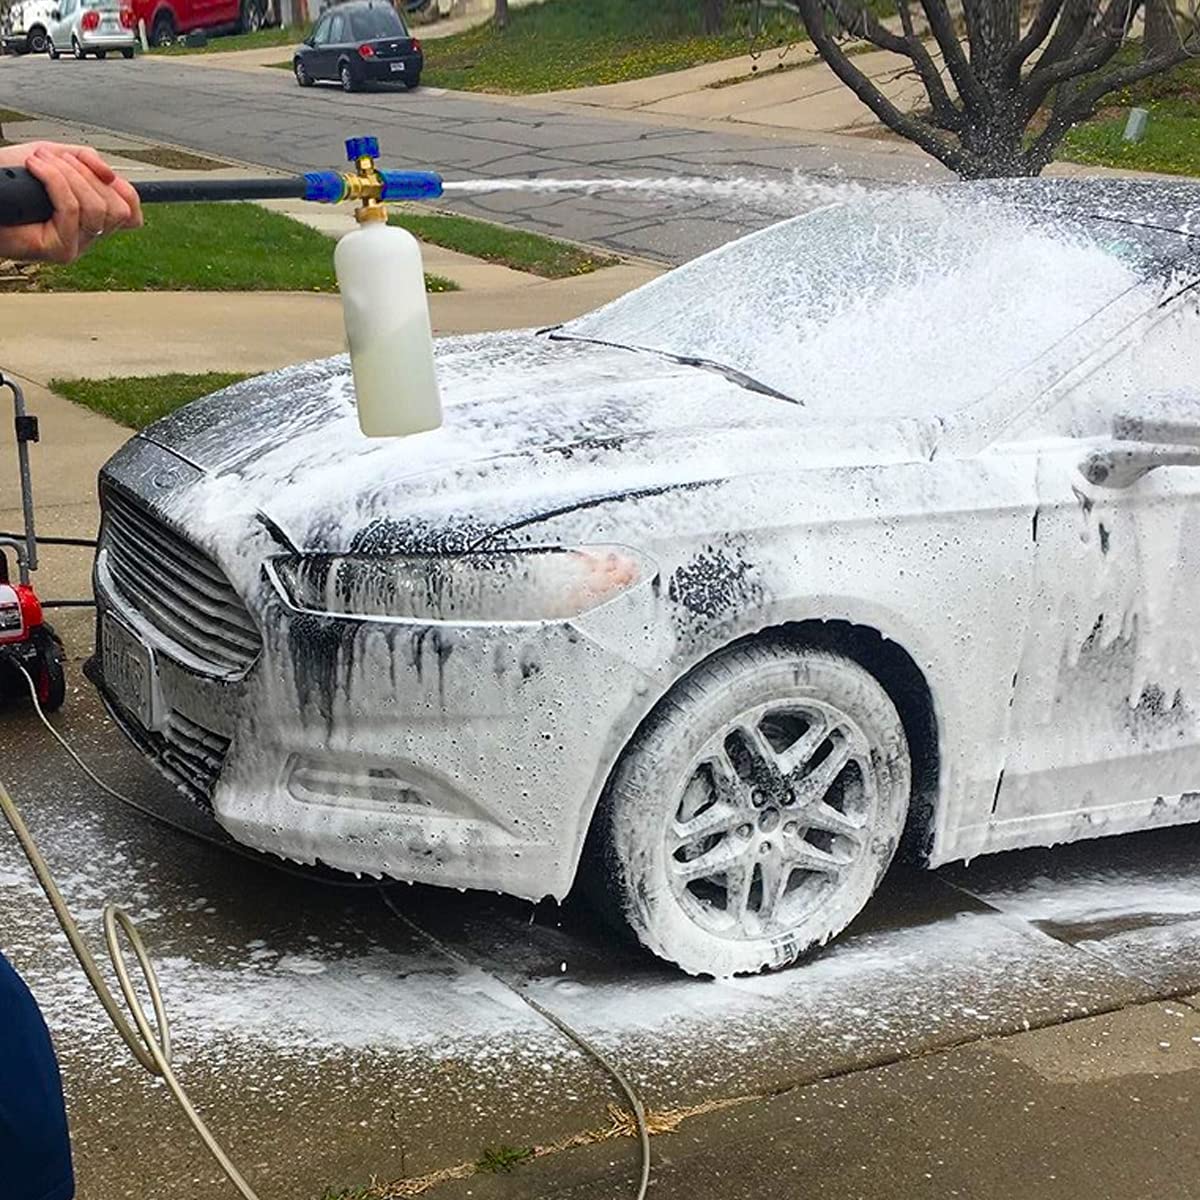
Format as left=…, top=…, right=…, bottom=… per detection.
left=325, top=9, right=348, bottom=68
left=305, top=10, right=332, bottom=76
left=991, top=282, right=1200, bottom=840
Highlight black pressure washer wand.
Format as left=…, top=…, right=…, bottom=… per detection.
left=0, top=136, right=444, bottom=226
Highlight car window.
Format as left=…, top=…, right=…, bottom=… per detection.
left=1018, top=288, right=1200, bottom=442
left=61, top=0, right=77, bottom=17
left=310, top=14, right=329, bottom=42
left=327, top=12, right=346, bottom=41
left=351, top=6, right=404, bottom=39
left=561, top=189, right=1194, bottom=423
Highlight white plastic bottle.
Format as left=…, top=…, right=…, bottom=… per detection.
left=335, top=216, right=443, bottom=438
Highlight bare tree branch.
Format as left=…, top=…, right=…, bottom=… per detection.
left=796, top=0, right=971, bottom=171
left=1006, top=0, right=1066, bottom=74
left=891, top=0, right=965, bottom=129
left=919, top=0, right=991, bottom=111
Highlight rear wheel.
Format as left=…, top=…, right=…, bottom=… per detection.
left=72, top=37, right=86, bottom=58
left=587, top=640, right=912, bottom=976
left=96, top=48, right=107, bottom=58
left=405, top=74, right=420, bottom=90
left=293, top=56, right=312, bottom=86
left=150, top=10, right=174, bottom=45
left=239, top=0, right=263, bottom=32
left=121, top=46, right=134, bottom=57
left=27, top=26, right=48, bottom=53
left=30, top=626, right=66, bottom=714
left=339, top=61, right=356, bottom=92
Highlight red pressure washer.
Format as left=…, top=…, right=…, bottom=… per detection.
left=0, top=374, right=66, bottom=713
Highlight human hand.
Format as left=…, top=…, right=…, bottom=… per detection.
left=0, top=142, right=143, bottom=264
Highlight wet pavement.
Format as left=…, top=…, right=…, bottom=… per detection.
left=3, top=642, right=1200, bottom=1199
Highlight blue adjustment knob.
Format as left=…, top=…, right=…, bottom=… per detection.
left=345, top=136, right=380, bottom=162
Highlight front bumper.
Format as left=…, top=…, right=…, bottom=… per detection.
left=92, top=443, right=663, bottom=901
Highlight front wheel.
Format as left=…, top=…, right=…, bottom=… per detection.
left=30, top=626, right=66, bottom=714
left=588, top=640, right=912, bottom=976
left=72, top=37, right=85, bottom=58
left=339, top=61, right=356, bottom=92
left=239, top=0, right=263, bottom=32
left=47, top=39, right=60, bottom=59
left=27, top=26, right=48, bottom=53
left=293, top=57, right=312, bottom=86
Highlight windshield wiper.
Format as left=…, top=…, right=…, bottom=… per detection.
left=549, top=331, right=801, bottom=405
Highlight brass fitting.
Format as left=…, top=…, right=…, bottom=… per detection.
left=343, top=152, right=388, bottom=224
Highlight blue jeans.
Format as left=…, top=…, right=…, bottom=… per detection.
left=0, top=949, right=75, bottom=1200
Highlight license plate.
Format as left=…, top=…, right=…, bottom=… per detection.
left=390, top=61, right=404, bottom=72
left=103, top=614, right=155, bottom=729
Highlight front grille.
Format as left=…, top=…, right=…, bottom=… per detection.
left=101, top=488, right=260, bottom=675
left=112, top=702, right=231, bottom=811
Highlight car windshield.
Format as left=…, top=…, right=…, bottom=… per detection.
left=561, top=188, right=1193, bottom=421
left=350, top=5, right=405, bottom=38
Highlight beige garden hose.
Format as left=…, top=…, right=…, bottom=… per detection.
left=1, top=661, right=652, bottom=1200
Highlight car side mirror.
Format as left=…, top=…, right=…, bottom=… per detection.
left=1081, top=442, right=1200, bottom=489
left=51, top=8, right=60, bottom=17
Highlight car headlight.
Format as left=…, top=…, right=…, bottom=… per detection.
left=269, top=546, right=652, bottom=623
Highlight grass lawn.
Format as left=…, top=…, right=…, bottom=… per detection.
left=151, top=23, right=306, bottom=54
left=421, top=0, right=805, bottom=93
left=51, top=372, right=250, bottom=429
left=389, top=209, right=617, bottom=277
left=1058, top=53, right=1200, bottom=177
left=30, top=202, right=456, bottom=293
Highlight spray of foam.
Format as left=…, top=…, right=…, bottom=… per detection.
left=441, top=173, right=872, bottom=212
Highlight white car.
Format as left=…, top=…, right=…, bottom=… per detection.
left=46, top=0, right=136, bottom=57
left=2, top=0, right=58, bottom=53
left=90, top=179, right=1200, bottom=976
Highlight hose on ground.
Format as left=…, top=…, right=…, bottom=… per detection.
left=1, top=661, right=653, bottom=1199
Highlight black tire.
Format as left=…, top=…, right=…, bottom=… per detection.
left=72, top=37, right=86, bottom=58
left=586, top=640, right=912, bottom=976
left=96, top=48, right=107, bottom=58
left=27, top=26, right=48, bottom=53
left=405, top=74, right=420, bottom=90
left=150, top=10, right=175, bottom=46
left=293, top=56, right=312, bottom=86
left=122, top=47, right=134, bottom=58
left=47, top=39, right=60, bottom=59
left=239, top=0, right=263, bottom=32
left=31, top=626, right=66, bottom=714
left=339, top=61, right=356, bottom=92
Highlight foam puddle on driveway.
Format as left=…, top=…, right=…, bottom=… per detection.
left=4, top=695, right=1200, bottom=1197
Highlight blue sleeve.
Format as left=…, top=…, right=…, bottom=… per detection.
left=0, top=950, right=75, bottom=1200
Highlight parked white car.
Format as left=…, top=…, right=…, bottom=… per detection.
left=46, top=0, right=136, bottom=57
left=2, top=0, right=58, bottom=53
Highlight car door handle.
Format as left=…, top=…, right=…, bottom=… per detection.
left=1081, top=442, right=1200, bottom=489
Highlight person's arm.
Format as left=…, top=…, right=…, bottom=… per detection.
left=0, top=142, right=143, bottom=265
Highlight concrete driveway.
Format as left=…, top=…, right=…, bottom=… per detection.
left=3, top=680, right=1200, bottom=1198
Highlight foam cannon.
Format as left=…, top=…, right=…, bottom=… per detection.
left=0, top=136, right=445, bottom=438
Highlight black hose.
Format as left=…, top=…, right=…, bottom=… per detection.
left=40, top=600, right=96, bottom=609
left=0, top=532, right=98, bottom=548
left=0, top=167, right=308, bottom=227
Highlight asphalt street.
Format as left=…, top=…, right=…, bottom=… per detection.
left=0, top=53, right=946, bottom=263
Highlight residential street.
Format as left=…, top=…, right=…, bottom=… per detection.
left=0, top=53, right=946, bottom=263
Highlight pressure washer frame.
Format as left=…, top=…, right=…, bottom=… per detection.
left=0, top=372, right=66, bottom=712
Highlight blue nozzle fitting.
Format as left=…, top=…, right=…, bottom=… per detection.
left=345, top=136, right=380, bottom=163
left=303, top=171, right=348, bottom=205
left=380, top=171, right=445, bottom=202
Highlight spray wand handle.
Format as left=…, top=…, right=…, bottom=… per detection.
left=0, top=166, right=444, bottom=227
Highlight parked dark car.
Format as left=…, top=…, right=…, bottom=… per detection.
left=293, top=0, right=422, bottom=92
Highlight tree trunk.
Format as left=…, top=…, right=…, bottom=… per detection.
left=702, top=0, right=725, bottom=35
left=494, top=0, right=508, bottom=30
left=1144, top=0, right=1178, bottom=54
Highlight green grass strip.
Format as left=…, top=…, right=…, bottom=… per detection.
left=389, top=209, right=617, bottom=278
left=51, top=372, right=251, bottom=429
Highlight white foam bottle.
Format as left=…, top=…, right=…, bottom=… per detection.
left=336, top=216, right=443, bottom=438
